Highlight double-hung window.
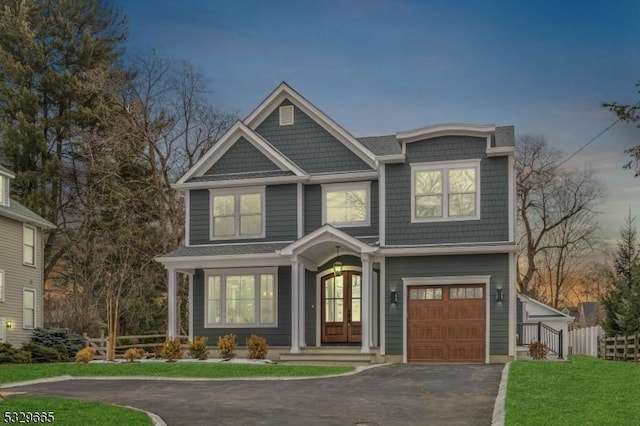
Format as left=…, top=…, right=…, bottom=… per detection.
left=205, top=269, right=277, bottom=327
left=23, top=289, right=35, bottom=329
left=23, top=225, right=36, bottom=266
left=210, top=187, right=265, bottom=239
left=411, top=160, right=480, bottom=222
left=322, top=182, right=371, bottom=227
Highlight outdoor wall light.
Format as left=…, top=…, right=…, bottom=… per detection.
left=6, top=320, right=13, bottom=329
left=390, top=291, right=398, bottom=304
left=496, top=288, right=504, bottom=303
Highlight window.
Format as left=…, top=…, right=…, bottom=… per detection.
left=23, top=225, right=35, bottom=266
left=449, top=287, right=484, bottom=299
left=23, top=289, right=35, bottom=329
left=322, top=182, right=371, bottom=227
left=0, top=175, right=6, bottom=206
left=279, top=105, right=294, bottom=126
left=0, top=270, right=4, bottom=302
left=205, top=269, right=277, bottom=327
left=210, top=188, right=265, bottom=239
left=411, top=160, right=480, bottom=222
left=409, top=287, right=443, bottom=300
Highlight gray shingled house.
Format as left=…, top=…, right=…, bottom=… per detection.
left=156, top=83, right=517, bottom=363
left=0, top=165, right=55, bottom=346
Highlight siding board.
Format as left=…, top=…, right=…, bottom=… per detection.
left=205, top=137, right=280, bottom=175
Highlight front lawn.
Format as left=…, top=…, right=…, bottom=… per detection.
left=0, top=397, right=151, bottom=426
left=0, top=362, right=353, bottom=385
left=506, top=356, right=640, bottom=425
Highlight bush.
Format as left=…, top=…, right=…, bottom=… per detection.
left=0, top=343, right=32, bottom=364
left=217, top=333, right=237, bottom=359
left=188, top=336, right=209, bottom=360
left=74, top=347, right=96, bottom=363
left=528, top=341, right=549, bottom=360
left=123, top=347, right=145, bottom=363
left=246, top=334, right=268, bottom=360
left=30, top=328, right=84, bottom=360
left=160, top=338, right=183, bottom=362
left=21, top=342, right=67, bottom=363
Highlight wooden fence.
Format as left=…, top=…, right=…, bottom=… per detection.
left=568, top=326, right=604, bottom=357
left=83, top=333, right=188, bottom=359
left=601, top=333, right=640, bottom=361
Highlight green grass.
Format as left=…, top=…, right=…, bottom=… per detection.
left=0, top=397, right=151, bottom=425
left=506, top=356, right=640, bottom=426
left=0, top=362, right=354, bottom=385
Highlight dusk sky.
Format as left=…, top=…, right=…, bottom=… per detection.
left=112, top=0, right=639, bottom=245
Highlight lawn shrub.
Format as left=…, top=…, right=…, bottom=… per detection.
left=0, top=343, right=31, bottom=364
left=21, top=342, right=67, bottom=363
left=528, top=341, right=549, bottom=360
left=246, top=334, right=268, bottom=359
left=31, top=328, right=84, bottom=360
left=188, top=336, right=209, bottom=360
left=160, top=338, right=183, bottom=362
left=123, top=347, right=145, bottom=362
left=75, top=347, right=96, bottom=363
left=217, top=333, right=237, bottom=359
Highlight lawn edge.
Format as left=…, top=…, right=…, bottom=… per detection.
left=491, top=361, right=510, bottom=426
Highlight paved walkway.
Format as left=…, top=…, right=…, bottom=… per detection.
left=6, top=364, right=503, bottom=425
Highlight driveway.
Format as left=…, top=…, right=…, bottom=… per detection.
left=6, top=363, right=503, bottom=425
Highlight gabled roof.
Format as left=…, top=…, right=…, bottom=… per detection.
left=0, top=198, right=55, bottom=229
left=176, top=120, right=307, bottom=185
left=518, top=294, right=574, bottom=322
left=244, top=82, right=377, bottom=169
left=396, top=123, right=496, bottom=143
left=278, top=224, right=378, bottom=257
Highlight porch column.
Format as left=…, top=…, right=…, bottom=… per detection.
left=361, top=255, right=371, bottom=353
left=291, top=260, right=301, bottom=353
left=167, top=268, right=177, bottom=339
left=298, top=264, right=306, bottom=347
left=188, top=272, right=194, bottom=342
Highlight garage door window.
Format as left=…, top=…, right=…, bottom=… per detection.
left=409, top=287, right=442, bottom=300
left=449, top=287, right=483, bottom=299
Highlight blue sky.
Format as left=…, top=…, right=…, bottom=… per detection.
left=113, top=0, right=639, bottom=243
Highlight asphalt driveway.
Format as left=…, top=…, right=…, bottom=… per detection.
left=6, top=363, right=504, bottom=425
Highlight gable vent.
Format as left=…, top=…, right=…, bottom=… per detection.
left=279, top=105, right=294, bottom=126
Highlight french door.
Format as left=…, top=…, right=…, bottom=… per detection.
left=321, top=271, right=361, bottom=343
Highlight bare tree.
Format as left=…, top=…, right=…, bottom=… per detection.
left=517, top=136, right=603, bottom=306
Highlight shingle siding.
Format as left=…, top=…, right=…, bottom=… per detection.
left=385, top=136, right=509, bottom=245
left=255, top=100, right=372, bottom=174
left=205, top=137, right=280, bottom=175
left=384, top=254, right=510, bottom=356
left=192, top=266, right=292, bottom=346
left=0, top=216, right=44, bottom=346
left=189, top=184, right=298, bottom=245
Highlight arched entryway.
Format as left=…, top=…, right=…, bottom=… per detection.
left=321, top=271, right=362, bottom=343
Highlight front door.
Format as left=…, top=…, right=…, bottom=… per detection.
left=321, top=272, right=361, bottom=343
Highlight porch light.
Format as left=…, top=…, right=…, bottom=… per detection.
left=496, top=288, right=504, bottom=303
left=333, top=246, right=343, bottom=277
left=6, top=320, right=13, bottom=329
left=390, top=291, right=398, bottom=304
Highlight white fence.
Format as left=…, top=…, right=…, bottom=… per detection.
left=568, top=326, right=604, bottom=357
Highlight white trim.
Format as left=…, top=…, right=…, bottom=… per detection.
left=184, top=191, right=191, bottom=246
left=486, top=146, right=515, bottom=157
left=156, top=254, right=291, bottom=270
left=203, top=267, right=278, bottom=329
left=244, top=83, right=377, bottom=168
left=22, top=287, right=37, bottom=330
left=167, top=268, right=177, bottom=338
left=177, top=120, right=307, bottom=184
left=376, top=154, right=405, bottom=164
left=23, top=224, right=36, bottom=267
left=278, top=224, right=378, bottom=257
left=0, top=269, right=4, bottom=302
left=0, top=175, right=7, bottom=206
left=379, top=258, right=386, bottom=355
left=410, top=159, right=481, bottom=223
left=297, top=183, right=304, bottom=239
left=361, top=256, right=371, bottom=353
left=291, top=262, right=300, bottom=352
left=279, top=105, right=294, bottom=126
left=401, top=275, right=491, bottom=364
left=298, top=262, right=306, bottom=348
left=382, top=243, right=517, bottom=256
left=508, top=154, right=515, bottom=243
left=509, top=253, right=516, bottom=357
left=321, top=181, right=371, bottom=228
left=379, top=164, right=386, bottom=246
left=517, top=293, right=573, bottom=320
left=188, top=272, right=194, bottom=342
left=397, top=123, right=495, bottom=144
left=209, top=187, right=266, bottom=240
left=173, top=175, right=306, bottom=190
left=307, top=170, right=378, bottom=183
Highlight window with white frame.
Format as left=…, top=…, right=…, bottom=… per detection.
left=23, top=289, right=35, bottom=329
left=23, top=225, right=36, bottom=266
left=411, top=160, right=480, bottom=221
left=210, top=188, right=265, bottom=239
left=205, top=269, right=277, bottom=327
left=322, top=182, right=371, bottom=227
left=0, top=270, right=4, bottom=302
left=0, top=175, right=6, bottom=206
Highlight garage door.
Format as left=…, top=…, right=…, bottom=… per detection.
left=407, top=284, right=485, bottom=363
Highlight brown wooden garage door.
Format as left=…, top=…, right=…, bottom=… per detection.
left=407, top=284, right=485, bottom=363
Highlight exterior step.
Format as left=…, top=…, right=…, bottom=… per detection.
left=278, top=347, right=376, bottom=364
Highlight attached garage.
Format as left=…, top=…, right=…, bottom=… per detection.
left=406, top=283, right=487, bottom=363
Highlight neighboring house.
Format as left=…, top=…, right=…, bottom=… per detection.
left=156, top=82, right=518, bottom=363
left=517, top=294, right=574, bottom=358
left=0, top=165, right=55, bottom=346
left=577, top=301, right=603, bottom=327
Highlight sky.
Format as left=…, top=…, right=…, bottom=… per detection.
left=112, top=0, right=639, bottom=245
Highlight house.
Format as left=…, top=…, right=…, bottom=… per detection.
left=517, top=294, right=574, bottom=358
left=0, top=165, right=55, bottom=346
left=577, top=301, right=603, bottom=327
left=156, top=82, right=518, bottom=363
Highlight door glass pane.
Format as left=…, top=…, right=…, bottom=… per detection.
left=325, top=298, right=335, bottom=322
left=325, top=278, right=334, bottom=298
left=351, top=275, right=361, bottom=298
left=335, top=299, right=344, bottom=322
left=335, top=276, right=344, bottom=298
left=351, top=274, right=361, bottom=322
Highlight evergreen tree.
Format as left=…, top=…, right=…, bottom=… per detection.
left=603, top=214, right=640, bottom=335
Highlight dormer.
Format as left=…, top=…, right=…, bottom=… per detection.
left=0, top=165, right=14, bottom=207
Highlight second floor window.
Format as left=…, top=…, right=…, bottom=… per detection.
left=322, top=182, right=371, bottom=227
left=210, top=188, right=264, bottom=239
left=23, top=225, right=35, bottom=266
